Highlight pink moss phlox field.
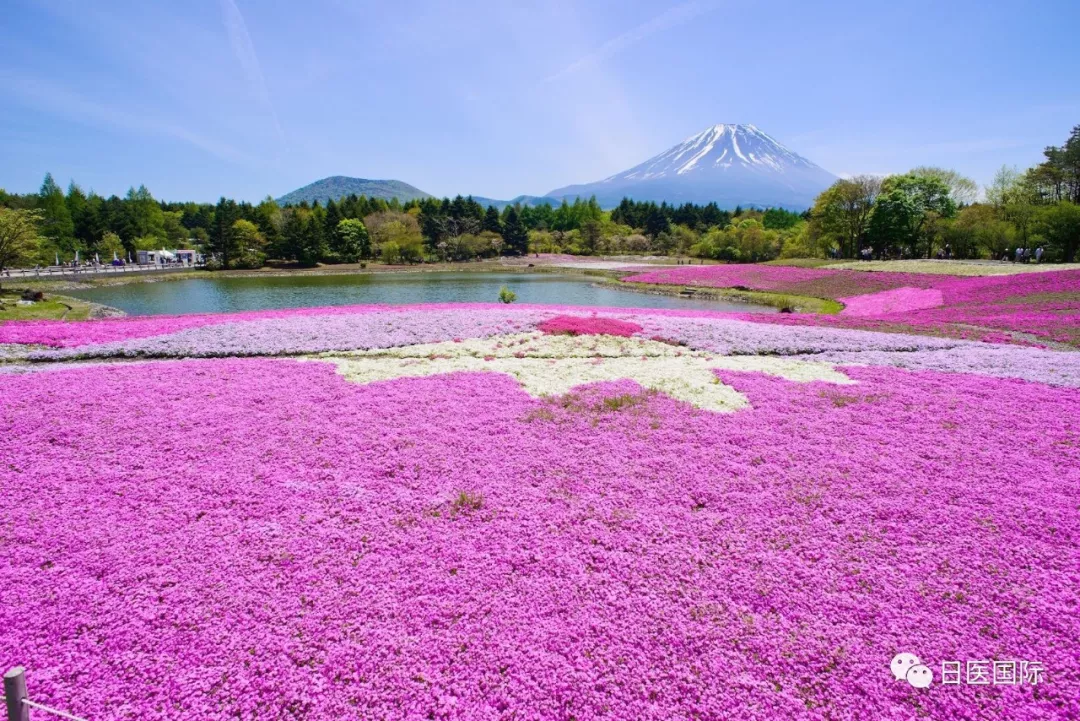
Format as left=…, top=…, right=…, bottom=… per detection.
left=1, top=358, right=1078, bottom=720
left=538, top=315, right=643, bottom=337
left=839, top=287, right=945, bottom=316
left=624, top=266, right=1080, bottom=346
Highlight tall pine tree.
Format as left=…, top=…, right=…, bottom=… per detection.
left=297, top=212, right=326, bottom=266
left=282, top=209, right=305, bottom=261
left=502, top=207, right=528, bottom=256
left=39, top=173, right=75, bottom=257
left=210, top=197, right=240, bottom=268
left=324, top=198, right=342, bottom=239
left=483, top=205, right=503, bottom=234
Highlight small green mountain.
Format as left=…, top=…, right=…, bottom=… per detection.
left=276, top=176, right=433, bottom=205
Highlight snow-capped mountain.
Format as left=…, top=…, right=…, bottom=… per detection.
left=546, top=124, right=837, bottom=209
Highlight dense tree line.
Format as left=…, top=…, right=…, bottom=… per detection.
left=0, top=178, right=813, bottom=268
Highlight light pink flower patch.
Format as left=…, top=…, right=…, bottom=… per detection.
left=538, top=314, right=643, bottom=337
left=839, top=287, right=945, bottom=316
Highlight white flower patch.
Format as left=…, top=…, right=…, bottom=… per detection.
left=314, top=332, right=854, bottom=413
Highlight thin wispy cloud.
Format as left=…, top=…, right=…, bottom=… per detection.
left=220, top=0, right=286, bottom=147
left=1, top=70, right=252, bottom=165
left=544, top=1, right=717, bottom=83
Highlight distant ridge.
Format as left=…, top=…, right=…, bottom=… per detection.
left=275, top=176, right=556, bottom=209
left=470, top=195, right=557, bottom=210
left=545, top=123, right=837, bottom=210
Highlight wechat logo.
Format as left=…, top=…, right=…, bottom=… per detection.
left=891, top=652, right=933, bottom=688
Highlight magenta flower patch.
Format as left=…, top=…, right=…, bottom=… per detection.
left=538, top=314, right=643, bottom=337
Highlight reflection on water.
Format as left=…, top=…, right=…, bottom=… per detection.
left=69, top=271, right=778, bottom=316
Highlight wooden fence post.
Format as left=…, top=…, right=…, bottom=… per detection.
left=3, top=667, right=29, bottom=721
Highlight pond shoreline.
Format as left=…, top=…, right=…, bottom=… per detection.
left=8, top=259, right=847, bottom=319
left=53, top=270, right=778, bottom=318
left=609, top=280, right=841, bottom=314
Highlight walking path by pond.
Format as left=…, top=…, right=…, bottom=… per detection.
left=65, top=271, right=778, bottom=316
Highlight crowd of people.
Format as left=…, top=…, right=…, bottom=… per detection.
left=834, top=243, right=1049, bottom=264
left=1003, top=246, right=1045, bottom=263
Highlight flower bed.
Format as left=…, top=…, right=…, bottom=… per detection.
left=839, top=287, right=945, bottom=316
left=623, top=266, right=1080, bottom=347
left=2, top=310, right=1078, bottom=718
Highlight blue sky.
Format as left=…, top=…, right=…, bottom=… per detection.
left=2, top=0, right=1078, bottom=202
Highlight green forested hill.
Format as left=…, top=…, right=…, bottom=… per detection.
left=276, top=176, right=432, bottom=205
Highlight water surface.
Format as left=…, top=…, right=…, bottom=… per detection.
left=69, top=271, right=778, bottom=316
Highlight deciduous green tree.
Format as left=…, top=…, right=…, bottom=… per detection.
left=868, top=174, right=955, bottom=257
left=809, top=176, right=881, bottom=258
left=98, top=231, right=125, bottom=260
left=335, top=218, right=370, bottom=262
left=1038, top=201, right=1080, bottom=262
left=910, top=166, right=979, bottom=205
left=231, top=219, right=267, bottom=268
left=0, top=208, right=43, bottom=287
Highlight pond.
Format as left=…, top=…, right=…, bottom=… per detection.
left=68, top=271, right=779, bottom=316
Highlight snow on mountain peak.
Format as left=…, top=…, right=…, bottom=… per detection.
left=626, top=123, right=820, bottom=179
left=548, top=123, right=836, bottom=210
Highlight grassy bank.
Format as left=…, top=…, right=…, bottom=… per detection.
left=613, top=280, right=843, bottom=314
left=0, top=290, right=103, bottom=321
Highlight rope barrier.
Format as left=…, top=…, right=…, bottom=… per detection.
left=4, top=667, right=89, bottom=721
left=23, top=699, right=89, bottom=721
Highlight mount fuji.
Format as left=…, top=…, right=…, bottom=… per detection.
left=545, top=124, right=837, bottom=210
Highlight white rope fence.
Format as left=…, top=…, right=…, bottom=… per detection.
left=3, top=668, right=88, bottom=721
